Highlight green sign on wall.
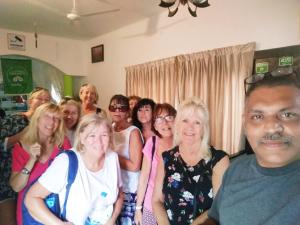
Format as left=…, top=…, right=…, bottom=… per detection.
left=1, top=59, right=33, bottom=94
left=279, top=56, right=293, bottom=67
left=255, top=62, right=269, bottom=74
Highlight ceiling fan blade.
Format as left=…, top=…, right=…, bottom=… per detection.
left=80, top=8, right=120, bottom=17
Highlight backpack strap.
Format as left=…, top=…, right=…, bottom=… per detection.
left=60, top=150, right=78, bottom=220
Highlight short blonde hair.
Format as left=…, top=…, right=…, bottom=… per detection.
left=73, top=114, right=113, bottom=152
left=22, top=102, right=65, bottom=147
left=79, top=83, right=99, bottom=104
left=28, top=87, right=50, bottom=101
left=28, top=88, right=50, bottom=107
left=174, top=97, right=211, bottom=160
left=58, top=98, right=81, bottom=117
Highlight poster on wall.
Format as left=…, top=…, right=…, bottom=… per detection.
left=1, top=59, right=33, bottom=94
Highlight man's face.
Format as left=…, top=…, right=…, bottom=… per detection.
left=244, top=85, right=300, bottom=168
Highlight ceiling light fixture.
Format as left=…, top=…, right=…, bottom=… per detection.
left=159, top=0, right=210, bottom=17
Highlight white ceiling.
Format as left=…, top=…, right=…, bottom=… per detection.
left=0, top=0, right=165, bottom=40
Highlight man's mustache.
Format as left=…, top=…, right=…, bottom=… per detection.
left=260, top=133, right=292, bottom=144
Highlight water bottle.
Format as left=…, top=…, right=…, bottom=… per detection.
left=84, top=192, right=113, bottom=225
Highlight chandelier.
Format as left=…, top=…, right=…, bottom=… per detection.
left=159, top=0, right=210, bottom=17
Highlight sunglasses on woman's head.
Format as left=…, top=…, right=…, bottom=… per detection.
left=244, top=67, right=299, bottom=94
left=109, top=104, right=129, bottom=112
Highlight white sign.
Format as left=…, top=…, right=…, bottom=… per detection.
left=7, top=33, right=25, bottom=51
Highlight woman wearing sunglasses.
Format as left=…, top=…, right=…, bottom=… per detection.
left=108, top=95, right=143, bottom=225
left=134, top=103, right=176, bottom=225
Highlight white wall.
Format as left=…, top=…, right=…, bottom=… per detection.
left=86, top=0, right=300, bottom=108
left=0, top=28, right=87, bottom=76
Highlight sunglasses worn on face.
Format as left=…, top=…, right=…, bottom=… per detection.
left=244, top=67, right=299, bottom=94
left=109, top=105, right=129, bottom=112
left=155, top=115, right=175, bottom=124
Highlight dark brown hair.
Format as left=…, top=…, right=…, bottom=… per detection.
left=152, top=103, right=177, bottom=137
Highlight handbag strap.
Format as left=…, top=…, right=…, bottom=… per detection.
left=143, top=136, right=156, bottom=206
left=61, top=151, right=78, bottom=220
left=151, top=136, right=156, bottom=161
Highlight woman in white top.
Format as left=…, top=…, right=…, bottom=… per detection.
left=108, top=94, right=143, bottom=225
left=25, top=114, right=124, bottom=225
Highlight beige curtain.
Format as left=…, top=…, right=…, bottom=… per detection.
left=126, top=57, right=177, bottom=105
left=176, top=43, right=255, bottom=154
left=126, top=42, right=255, bottom=154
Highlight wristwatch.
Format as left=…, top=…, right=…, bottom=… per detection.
left=21, top=168, right=31, bottom=175
left=135, top=205, right=143, bottom=210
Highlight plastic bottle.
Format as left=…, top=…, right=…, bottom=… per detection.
left=84, top=192, right=113, bottom=225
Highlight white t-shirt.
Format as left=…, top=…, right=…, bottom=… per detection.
left=39, top=149, right=122, bottom=225
left=113, top=125, right=141, bottom=193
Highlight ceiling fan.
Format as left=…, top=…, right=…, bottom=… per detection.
left=66, top=0, right=120, bottom=21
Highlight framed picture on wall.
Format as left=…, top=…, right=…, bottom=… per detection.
left=91, top=44, right=104, bottom=63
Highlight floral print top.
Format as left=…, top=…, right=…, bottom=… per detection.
left=0, top=114, right=29, bottom=201
left=162, top=146, right=227, bottom=225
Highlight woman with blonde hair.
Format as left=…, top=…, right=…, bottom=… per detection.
left=0, top=87, right=51, bottom=225
left=25, top=114, right=124, bottom=225
left=153, top=98, right=230, bottom=225
left=59, top=97, right=81, bottom=146
left=79, top=83, right=107, bottom=117
left=23, top=87, right=51, bottom=118
left=10, top=103, right=71, bottom=225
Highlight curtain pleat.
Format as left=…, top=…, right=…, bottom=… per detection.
left=126, top=42, right=255, bottom=154
left=126, top=57, right=177, bottom=105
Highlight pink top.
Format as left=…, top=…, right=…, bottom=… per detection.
left=142, top=136, right=160, bottom=212
left=11, top=138, right=71, bottom=225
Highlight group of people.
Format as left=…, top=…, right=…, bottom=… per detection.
left=0, top=67, right=299, bottom=225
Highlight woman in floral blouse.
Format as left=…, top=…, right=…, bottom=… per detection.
left=153, top=98, right=230, bottom=225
